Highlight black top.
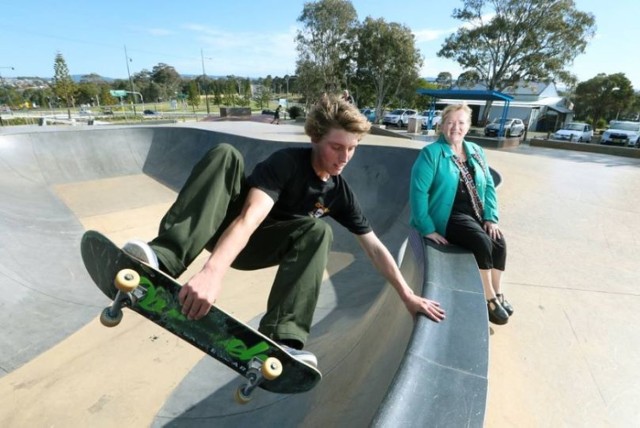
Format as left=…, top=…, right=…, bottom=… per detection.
left=451, top=160, right=477, bottom=217
left=247, top=148, right=372, bottom=235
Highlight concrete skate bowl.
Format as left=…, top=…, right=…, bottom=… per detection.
left=0, top=125, right=488, bottom=427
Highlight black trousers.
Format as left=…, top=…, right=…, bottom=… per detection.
left=445, top=212, right=506, bottom=270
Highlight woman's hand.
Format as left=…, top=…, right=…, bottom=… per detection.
left=425, top=232, right=449, bottom=245
left=483, top=221, right=502, bottom=240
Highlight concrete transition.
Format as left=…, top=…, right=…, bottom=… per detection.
left=0, top=124, right=488, bottom=427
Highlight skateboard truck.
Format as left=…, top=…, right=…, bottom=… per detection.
left=235, top=357, right=283, bottom=404
left=100, top=269, right=141, bottom=327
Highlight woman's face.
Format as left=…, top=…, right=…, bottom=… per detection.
left=441, top=109, right=470, bottom=145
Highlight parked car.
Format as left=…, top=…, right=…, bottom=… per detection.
left=382, top=108, right=418, bottom=128
left=553, top=122, right=594, bottom=142
left=600, top=121, right=640, bottom=147
left=360, top=108, right=376, bottom=123
left=144, top=109, right=159, bottom=116
left=418, top=110, right=442, bottom=129
left=484, top=117, right=525, bottom=137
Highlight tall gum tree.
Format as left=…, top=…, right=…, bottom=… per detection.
left=295, top=0, right=359, bottom=105
left=438, top=0, right=596, bottom=124
left=353, top=17, right=422, bottom=121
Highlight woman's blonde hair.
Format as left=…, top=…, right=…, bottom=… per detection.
left=304, top=94, right=371, bottom=142
left=439, top=103, right=472, bottom=132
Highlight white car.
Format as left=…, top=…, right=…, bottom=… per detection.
left=600, top=121, right=640, bottom=147
left=382, top=109, right=418, bottom=128
left=418, top=110, right=442, bottom=129
left=553, top=122, right=593, bottom=142
left=484, top=118, right=525, bottom=137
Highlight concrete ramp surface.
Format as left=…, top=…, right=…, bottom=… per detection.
left=0, top=124, right=487, bottom=427
left=2, top=122, right=639, bottom=427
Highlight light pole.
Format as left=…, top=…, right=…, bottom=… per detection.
left=124, top=46, right=138, bottom=116
left=0, top=66, right=15, bottom=105
left=201, top=49, right=212, bottom=115
left=0, top=66, right=14, bottom=82
left=611, top=87, right=621, bottom=121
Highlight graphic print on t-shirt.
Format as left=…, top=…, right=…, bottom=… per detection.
left=309, top=201, right=330, bottom=218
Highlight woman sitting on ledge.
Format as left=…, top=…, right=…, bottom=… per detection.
left=409, top=103, right=514, bottom=325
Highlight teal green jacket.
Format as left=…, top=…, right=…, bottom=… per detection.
left=409, top=136, right=499, bottom=236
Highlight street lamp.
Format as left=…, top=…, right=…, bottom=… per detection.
left=611, top=87, right=621, bottom=120
left=124, top=45, right=138, bottom=116
left=201, top=49, right=212, bottom=115
left=0, top=66, right=15, bottom=106
left=0, top=66, right=14, bottom=81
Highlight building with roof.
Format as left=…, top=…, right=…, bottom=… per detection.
left=421, top=82, right=573, bottom=132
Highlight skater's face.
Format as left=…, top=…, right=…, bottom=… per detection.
left=311, top=128, right=359, bottom=180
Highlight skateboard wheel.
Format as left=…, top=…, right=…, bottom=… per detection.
left=261, top=357, right=283, bottom=381
left=100, top=306, right=123, bottom=327
left=114, top=269, right=140, bottom=293
left=234, top=386, right=252, bottom=404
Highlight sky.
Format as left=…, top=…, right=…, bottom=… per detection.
left=1, top=0, right=639, bottom=88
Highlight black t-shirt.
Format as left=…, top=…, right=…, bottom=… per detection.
left=246, top=148, right=372, bottom=235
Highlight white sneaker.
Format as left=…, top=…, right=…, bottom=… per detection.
left=280, top=344, right=318, bottom=368
left=123, top=239, right=160, bottom=269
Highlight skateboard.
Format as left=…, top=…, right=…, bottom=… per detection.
left=80, top=230, right=321, bottom=403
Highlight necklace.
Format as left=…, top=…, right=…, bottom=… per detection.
left=451, top=144, right=465, bottom=160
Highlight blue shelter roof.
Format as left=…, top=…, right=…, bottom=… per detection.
left=416, top=89, right=513, bottom=102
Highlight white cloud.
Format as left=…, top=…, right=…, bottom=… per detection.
left=147, top=28, right=173, bottom=37
left=184, top=24, right=298, bottom=76
left=413, top=28, right=448, bottom=43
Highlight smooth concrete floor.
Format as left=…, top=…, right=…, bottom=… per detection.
left=0, top=123, right=639, bottom=427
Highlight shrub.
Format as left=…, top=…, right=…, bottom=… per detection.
left=288, top=105, right=304, bottom=119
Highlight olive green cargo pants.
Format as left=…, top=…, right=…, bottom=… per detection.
left=149, top=144, right=333, bottom=347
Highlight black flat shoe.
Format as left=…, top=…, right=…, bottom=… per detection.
left=487, top=298, right=509, bottom=325
left=496, top=293, right=514, bottom=316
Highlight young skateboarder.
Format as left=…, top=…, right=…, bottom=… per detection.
left=124, top=94, right=445, bottom=365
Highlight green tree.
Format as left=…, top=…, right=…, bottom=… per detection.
left=53, top=52, right=76, bottom=119
left=573, top=73, right=635, bottom=126
left=456, top=70, right=481, bottom=88
left=239, top=77, right=252, bottom=107
left=151, top=63, right=181, bottom=101
left=352, top=17, right=423, bottom=121
left=438, top=0, right=596, bottom=123
left=295, top=0, right=359, bottom=105
left=252, top=78, right=272, bottom=110
left=295, top=60, right=326, bottom=107
left=435, top=72, right=453, bottom=89
left=186, top=80, right=201, bottom=112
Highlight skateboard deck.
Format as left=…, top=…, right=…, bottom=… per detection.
left=80, top=230, right=321, bottom=401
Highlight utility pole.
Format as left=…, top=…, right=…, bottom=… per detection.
left=124, top=45, right=137, bottom=116
left=201, top=49, right=211, bottom=115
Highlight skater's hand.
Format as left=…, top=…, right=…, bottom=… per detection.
left=405, top=293, right=446, bottom=323
left=179, top=267, right=222, bottom=320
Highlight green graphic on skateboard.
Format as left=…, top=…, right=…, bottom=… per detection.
left=81, top=230, right=321, bottom=403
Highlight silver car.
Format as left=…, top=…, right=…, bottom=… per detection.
left=484, top=118, right=525, bottom=137
left=600, top=121, right=640, bottom=147
left=553, top=122, right=593, bottom=142
left=382, top=109, right=418, bottom=128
